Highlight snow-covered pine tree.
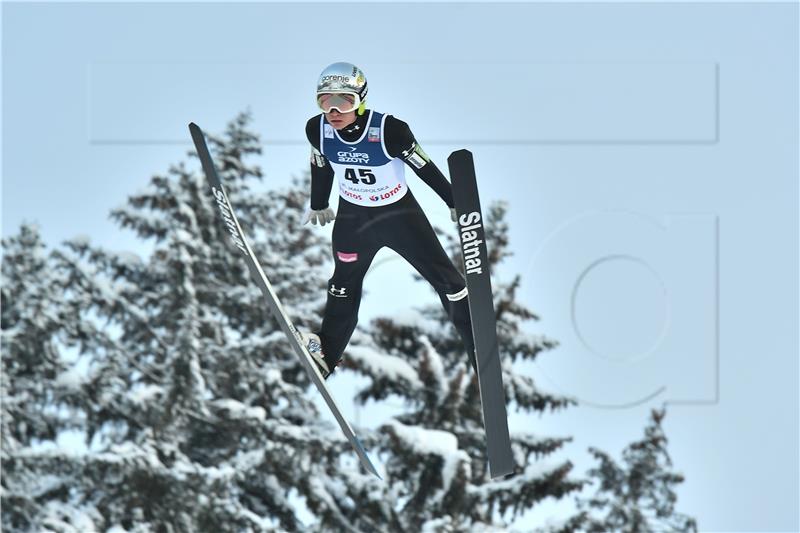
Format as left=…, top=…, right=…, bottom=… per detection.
left=321, top=201, right=586, bottom=531
left=1, top=223, right=91, bottom=531
left=1, top=110, right=401, bottom=532
left=3, top=112, right=599, bottom=532
left=574, top=406, right=698, bottom=532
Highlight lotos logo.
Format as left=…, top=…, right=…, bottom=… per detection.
left=343, top=189, right=363, bottom=201
left=370, top=183, right=404, bottom=201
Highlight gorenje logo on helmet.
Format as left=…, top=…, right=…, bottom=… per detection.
left=322, top=75, right=350, bottom=84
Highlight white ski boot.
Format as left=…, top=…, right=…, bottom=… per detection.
left=301, top=331, right=333, bottom=379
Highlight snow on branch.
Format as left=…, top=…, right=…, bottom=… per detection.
left=383, top=420, right=470, bottom=499
left=346, top=345, right=422, bottom=388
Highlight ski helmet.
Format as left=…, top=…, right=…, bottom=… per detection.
left=316, top=62, right=368, bottom=114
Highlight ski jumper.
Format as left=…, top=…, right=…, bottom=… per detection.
left=306, top=110, right=477, bottom=375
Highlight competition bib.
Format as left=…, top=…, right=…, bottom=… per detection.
left=320, top=110, right=408, bottom=207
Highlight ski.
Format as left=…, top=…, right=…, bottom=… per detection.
left=448, top=149, right=515, bottom=479
left=189, top=122, right=381, bottom=480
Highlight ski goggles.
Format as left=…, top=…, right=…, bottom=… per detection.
left=317, top=92, right=360, bottom=113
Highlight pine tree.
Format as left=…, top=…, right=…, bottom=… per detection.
left=322, top=201, right=586, bottom=531
left=3, top=111, right=595, bottom=532
left=1, top=110, right=392, bottom=531
left=52, top=110, right=353, bottom=532
left=575, top=406, right=698, bottom=532
left=1, top=223, right=90, bottom=531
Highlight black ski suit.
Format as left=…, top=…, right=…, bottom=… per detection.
left=306, top=109, right=477, bottom=375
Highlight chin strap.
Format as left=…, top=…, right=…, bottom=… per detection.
left=357, top=100, right=366, bottom=115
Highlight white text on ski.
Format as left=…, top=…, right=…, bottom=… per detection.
left=212, top=187, right=247, bottom=254
left=458, top=211, right=484, bottom=274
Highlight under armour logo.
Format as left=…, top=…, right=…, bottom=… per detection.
left=329, top=284, right=347, bottom=297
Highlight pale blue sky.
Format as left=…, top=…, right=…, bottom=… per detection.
left=2, top=1, right=798, bottom=530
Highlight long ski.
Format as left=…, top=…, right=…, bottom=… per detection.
left=448, top=149, right=515, bottom=479
left=189, top=122, right=381, bottom=479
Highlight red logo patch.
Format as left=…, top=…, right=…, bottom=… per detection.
left=337, top=251, right=358, bottom=263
